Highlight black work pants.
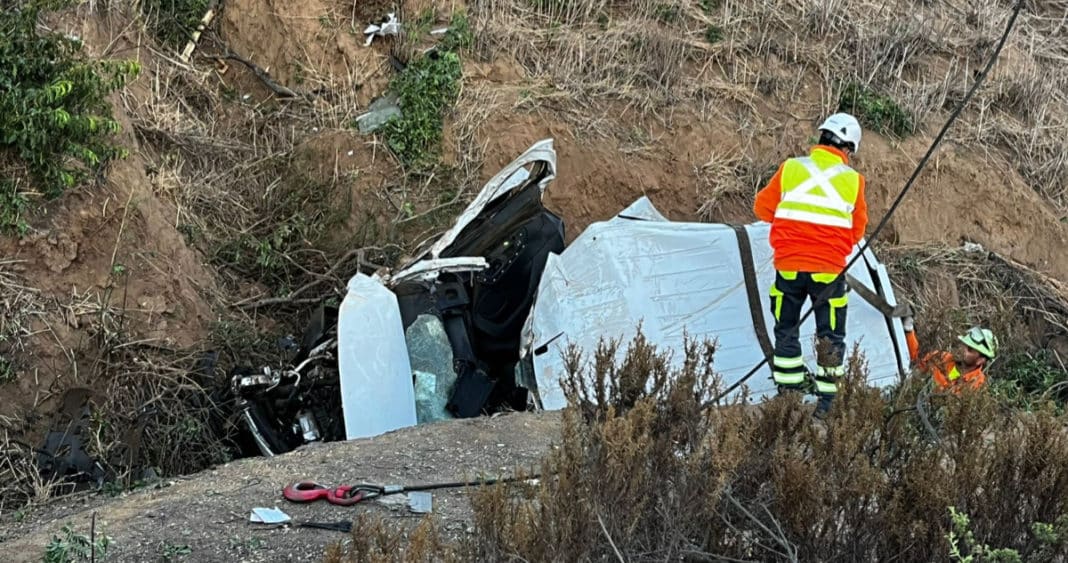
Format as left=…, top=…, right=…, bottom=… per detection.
left=769, top=271, right=848, bottom=395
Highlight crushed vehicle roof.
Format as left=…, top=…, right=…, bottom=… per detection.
left=523, top=196, right=911, bottom=410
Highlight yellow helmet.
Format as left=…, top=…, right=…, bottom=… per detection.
left=958, top=326, right=998, bottom=360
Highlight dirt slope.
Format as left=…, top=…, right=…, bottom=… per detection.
left=0, top=411, right=560, bottom=562
left=0, top=13, right=220, bottom=447
left=2, top=0, right=1068, bottom=556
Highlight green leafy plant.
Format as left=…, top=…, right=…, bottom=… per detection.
left=704, top=24, right=724, bottom=44
left=0, top=180, right=29, bottom=235
left=374, top=9, right=473, bottom=168
left=139, top=0, right=211, bottom=48
left=838, top=82, right=914, bottom=137
left=160, top=542, right=192, bottom=561
left=699, top=0, right=720, bottom=13
left=381, top=50, right=463, bottom=167
left=0, top=356, right=15, bottom=385
left=441, top=11, right=473, bottom=52
left=654, top=3, right=681, bottom=23
left=0, top=0, right=139, bottom=224
left=44, top=523, right=112, bottom=563
left=947, top=507, right=1024, bottom=562
left=990, top=350, right=1068, bottom=411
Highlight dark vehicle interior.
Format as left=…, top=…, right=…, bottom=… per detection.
left=232, top=160, right=564, bottom=456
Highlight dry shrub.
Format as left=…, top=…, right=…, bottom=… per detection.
left=884, top=243, right=1068, bottom=358
left=695, top=147, right=780, bottom=222
left=0, top=291, right=233, bottom=509
left=460, top=334, right=1068, bottom=561
left=323, top=515, right=466, bottom=563
left=52, top=292, right=234, bottom=485
left=0, top=260, right=44, bottom=382
left=0, top=435, right=61, bottom=512
left=124, top=49, right=482, bottom=308
left=86, top=347, right=231, bottom=482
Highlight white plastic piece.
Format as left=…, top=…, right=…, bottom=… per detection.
left=250, top=507, right=291, bottom=524
left=337, top=274, right=417, bottom=439
left=364, top=13, right=401, bottom=46
left=391, top=257, right=487, bottom=285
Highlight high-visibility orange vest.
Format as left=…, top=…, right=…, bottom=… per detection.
left=922, top=351, right=986, bottom=392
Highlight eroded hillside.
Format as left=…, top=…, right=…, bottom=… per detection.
left=1, top=0, right=1068, bottom=559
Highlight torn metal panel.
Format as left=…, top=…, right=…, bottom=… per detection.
left=394, top=138, right=556, bottom=273
left=524, top=197, right=911, bottom=409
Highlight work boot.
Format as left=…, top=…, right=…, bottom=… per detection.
left=813, top=394, right=834, bottom=419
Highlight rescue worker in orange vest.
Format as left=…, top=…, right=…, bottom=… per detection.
left=904, top=318, right=997, bottom=392
left=753, top=113, right=868, bottom=416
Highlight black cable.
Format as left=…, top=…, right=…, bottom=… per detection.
left=400, top=473, right=539, bottom=493
left=711, top=0, right=1025, bottom=404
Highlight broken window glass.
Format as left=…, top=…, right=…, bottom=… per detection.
left=405, top=314, right=457, bottom=423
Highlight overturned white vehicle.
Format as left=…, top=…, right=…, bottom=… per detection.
left=233, top=140, right=912, bottom=456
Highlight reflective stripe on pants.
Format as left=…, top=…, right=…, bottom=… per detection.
left=769, top=271, right=848, bottom=392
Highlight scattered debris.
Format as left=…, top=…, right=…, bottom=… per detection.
left=355, top=92, right=402, bottom=134
left=408, top=492, right=433, bottom=514
left=363, top=13, right=400, bottom=46
left=37, top=388, right=107, bottom=493
left=249, top=507, right=291, bottom=524
left=179, top=8, right=216, bottom=63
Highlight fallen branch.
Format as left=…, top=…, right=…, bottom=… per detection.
left=233, top=248, right=386, bottom=310
left=202, top=36, right=304, bottom=99
left=597, top=512, right=626, bottom=563
left=722, top=488, right=799, bottom=563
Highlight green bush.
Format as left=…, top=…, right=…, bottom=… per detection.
left=705, top=24, right=724, bottom=44
left=44, top=523, right=112, bottom=563
left=991, top=350, right=1068, bottom=411
left=0, top=180, right=30, bottom=235
left=0, top=0, right=139, bottom=227
left=839, top=81, right=914, bottom=137
left=381, top=50, right=463, bottom=167
left=440, top=11, right=473, bottom=52
left=375, top=10, right=471, bottom=168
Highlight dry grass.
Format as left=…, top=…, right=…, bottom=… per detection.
left=882, top=242, right=1068, bottom=376
left=122, top=58, right=381, bottom=305
left=471, top=0, right=1068, bottom=213
left=324, top=334, right=1068, bottom=561
left=0, top=260, right=45, bottom=380
left=472, top=0, right=701, bottom=111
left=0, top=279, right=231, bottom=510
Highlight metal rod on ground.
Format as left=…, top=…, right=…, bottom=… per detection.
left=710, top=0, right=1026, bottom=404
left=400, top=474, right=539, bottom=493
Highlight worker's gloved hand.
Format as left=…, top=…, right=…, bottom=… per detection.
left=902, top=316, right=915, bottom=332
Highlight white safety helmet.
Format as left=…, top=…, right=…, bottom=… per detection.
left=818, top=113, right=863, bottom=153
